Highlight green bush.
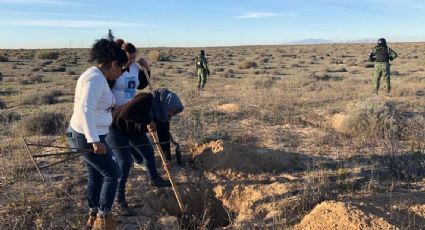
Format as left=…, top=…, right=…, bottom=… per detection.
left=37, top=51, right=59, bottom=60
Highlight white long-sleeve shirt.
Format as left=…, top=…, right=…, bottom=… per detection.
left=111, top=62, right=140, bottom=106
left=70, top=67, right=115, bottom=143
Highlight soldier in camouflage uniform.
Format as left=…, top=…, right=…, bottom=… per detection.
left=368, top=38, right=398, bottom=93
left=196, top=50, right=210, bottom=90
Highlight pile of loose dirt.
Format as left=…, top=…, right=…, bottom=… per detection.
left=294, top=201, right=397, bottom=230
left=330, top=113, right=349, bottom=133
left=410, top=204, right=425, bottom=218
left=215, top=103, right=241, bottom=113
left=213, top=182, right=291, bottom=223
left=189, top=140, right=308, bottom=175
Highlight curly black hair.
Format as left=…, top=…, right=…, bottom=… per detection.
left=89, top=38, right=128, bottom=67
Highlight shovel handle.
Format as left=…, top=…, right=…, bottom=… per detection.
left=150, top=131, right=185, bottom=213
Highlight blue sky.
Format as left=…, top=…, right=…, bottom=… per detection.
left=1, top=0, right=424, bottom=48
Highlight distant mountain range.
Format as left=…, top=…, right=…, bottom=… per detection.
left=285, top=38, right=416, bottom=45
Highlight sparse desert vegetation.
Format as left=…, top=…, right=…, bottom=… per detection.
left=1, top=43, right=425, bottom=229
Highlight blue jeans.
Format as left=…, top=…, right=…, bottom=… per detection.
left=106, top=125, right=160, bottom=201
left=67, top=127, right=121, bottom=213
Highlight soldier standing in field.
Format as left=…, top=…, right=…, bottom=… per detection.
left=368, top=38, right=398, bottom=94
left=196, top=50, right=210, bottom=90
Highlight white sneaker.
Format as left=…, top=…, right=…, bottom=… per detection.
left=134, top=162, right=147, bottom=171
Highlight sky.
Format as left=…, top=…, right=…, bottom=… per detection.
left=0, top=0, right=425, bottom=48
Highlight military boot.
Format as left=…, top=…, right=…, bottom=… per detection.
left=92, top=213, right=117, bottom=230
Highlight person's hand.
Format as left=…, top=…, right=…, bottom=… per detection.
left=137, top=58, right=150, bottom=72
left=147, top=122, right=156, bottom=132
left=92, top=142, right=107, bottom=154
left=163, top=160, right=171, bottom=171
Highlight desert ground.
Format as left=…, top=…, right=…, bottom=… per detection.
left=1, top=43, right=425, bottom=229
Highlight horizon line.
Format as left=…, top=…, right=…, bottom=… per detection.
left=2, top=40, right=425, bottom=50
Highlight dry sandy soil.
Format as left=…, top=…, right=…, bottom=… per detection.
left=1, top=43, right=425, bottom=229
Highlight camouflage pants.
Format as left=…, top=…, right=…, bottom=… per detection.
left=197, top=69, right=207, bottom=88
left=373, top=62, right=391, bottom=93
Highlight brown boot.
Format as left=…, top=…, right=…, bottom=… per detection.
left=86, top=212, right=97, bottom=230
left=92, top=213, right=117, bottom=230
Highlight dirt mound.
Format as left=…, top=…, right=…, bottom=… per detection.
left=294, top=201, right=398, bottom=230
left=190, top=140, right=308, bottom=175
left=330, top=113, right=349, bottom=133
left=410, top=204, right=425, bottom=218
left=215, top=103, right=241, bottom=113
left=214, top=182, right=291, bottom=223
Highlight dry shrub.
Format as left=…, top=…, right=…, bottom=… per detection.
left=215, top=67, right=225, bottom=72
left=253, top=78, right=278, bottom=89
left=67, top=70, right=77, bottom=75
left=362, top=63, right=374, bottom=68
left=37, top=51, right=59, bottom=60
left=20, top=79, right=30, bottom=85
left=147, top=50, right=172, bottom=62
left=404, top=115, right=425, bottom=147
left=44, top=67, right=66, bottom=72
left=28, top=75, right=44, bottom=83
left=311, top=72, right=344, bottom=81
left=326, top=67, right=347, bottom=73
left=0, top=88, right=18, bottom=96
left=341, top=100, right=406, bottom=139
left=0, top=110, right=21, bottom=125
left=21, top=90, right=63, bottom=105
left=0, top=99, right=5, bottom=109
left=375, top=152, right=425, bottom=181
left=0, top=72, right=3, bottom=81
left=238, top=60, right=257, bottom=69
left=223, top=69, right=235, bottom=78
left=0, top=55, right=8, bottom=62
left=16, top=111, right=66, bottom=135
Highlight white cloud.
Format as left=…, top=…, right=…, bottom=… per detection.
left=236, top=12, right=297, bottom=19
left=1, top=11, right=112, bottom=18
left=2, top=19, right=147, bottom=28
left=237, top=12, right=280, bottom=19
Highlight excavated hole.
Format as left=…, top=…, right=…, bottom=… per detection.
left=145, top=183, right=232, bottom=229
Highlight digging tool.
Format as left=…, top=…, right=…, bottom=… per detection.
left=149, top=131, right=185, bottom=213
left=22, top=137, right=46, bottom=182
left=23, top=139, right=174, bottom=181
left=26, top=141, right=171, bottom=151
